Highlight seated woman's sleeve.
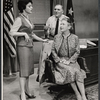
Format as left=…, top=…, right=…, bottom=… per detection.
left=51, top=39, right=60, bottom=63
left=69, top=36, right=80, bottom=63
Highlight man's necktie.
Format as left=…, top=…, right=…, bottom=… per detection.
left=55, top=18, right=59, bottom=35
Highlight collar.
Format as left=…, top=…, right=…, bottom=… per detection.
left=54, top=14, right=63, bottom=20
left=62, top=32, right=71, bottom=39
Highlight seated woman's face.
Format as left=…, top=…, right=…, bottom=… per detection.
left=24, top=2, right=33, bottom=14
left=60, top=20, right=70, bottom=32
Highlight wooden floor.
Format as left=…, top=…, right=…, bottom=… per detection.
left=3, top=68, right=55, bottom=100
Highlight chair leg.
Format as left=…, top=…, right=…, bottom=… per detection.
left=53, top=89, right=66, bottom=100
left=53, top=96, right=62, bottom=100
left=85, top=92, right=88, bottom=99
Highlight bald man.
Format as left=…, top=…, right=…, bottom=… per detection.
left=38, top=5, right=69, bottom=83
left=44, top=4, right=69, bottom=39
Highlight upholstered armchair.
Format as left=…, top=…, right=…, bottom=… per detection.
left=44, top=55, right=90, bottom=100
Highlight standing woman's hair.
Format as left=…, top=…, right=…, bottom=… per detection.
left=18, top=0, right=33, bottom=13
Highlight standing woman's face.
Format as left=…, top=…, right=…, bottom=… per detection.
left=24, top=2, right=33, bottom=14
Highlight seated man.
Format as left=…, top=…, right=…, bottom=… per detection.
left=44, top=4, right=69, bottom=39
left=37, top=4, right=68, bottom=83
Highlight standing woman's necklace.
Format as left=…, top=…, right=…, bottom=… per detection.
left=21, top=14, right=33, bottom=28
left=22, top=13, right=29, bottom=19
left=22, top=13, right=32, bottom=23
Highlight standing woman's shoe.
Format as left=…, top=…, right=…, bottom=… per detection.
left=25, top=92, right=36, bottom=99
left=19, top=95, right=22, bottom=100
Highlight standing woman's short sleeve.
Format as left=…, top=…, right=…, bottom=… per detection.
left=10, top=17, right=22, bottom=33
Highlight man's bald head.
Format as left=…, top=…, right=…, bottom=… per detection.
left=54, top=4, right=64, bottom=18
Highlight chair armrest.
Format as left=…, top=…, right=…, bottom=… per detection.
left=45, top=58, right=55, bottom=71
left=77, top=57, right=90, bottom=76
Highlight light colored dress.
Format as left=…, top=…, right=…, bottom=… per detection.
left=51, top=33, right=86, bottom=84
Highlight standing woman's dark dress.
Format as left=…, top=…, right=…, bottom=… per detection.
left=11, top=14, right=34, bottom=77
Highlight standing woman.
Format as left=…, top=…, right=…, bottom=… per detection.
left=10, top=0, right=47, bottom=100
left=51, top=17, right=87, bottom=100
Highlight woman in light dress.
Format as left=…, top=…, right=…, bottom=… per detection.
left=51, top=17, right=87, bottom=100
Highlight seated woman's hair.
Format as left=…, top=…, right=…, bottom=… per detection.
left=61, top=17, right=74, bottom=33
left=61, top=17, right=71, bottom=23
left=18, top=0, right=33, bottom=13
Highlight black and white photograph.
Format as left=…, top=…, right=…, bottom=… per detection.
left=2, top=0, right=98, bottom=100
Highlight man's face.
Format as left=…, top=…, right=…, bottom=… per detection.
left=54, top=5, right=63, bottom=18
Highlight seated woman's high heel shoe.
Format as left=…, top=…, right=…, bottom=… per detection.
left=25, top=92, right=36, bottom=99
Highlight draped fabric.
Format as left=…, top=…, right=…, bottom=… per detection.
left=38, top=40, right=54, bottom=83
left=3, top=0, right=19, bottom=75
left=3, top=0, right=16, bottom=57
left=66, top=0, right=75, bottom=34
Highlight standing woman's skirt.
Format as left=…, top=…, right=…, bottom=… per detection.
left=17, top=46, right=34, bottom=77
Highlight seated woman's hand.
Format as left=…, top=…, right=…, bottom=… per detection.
left=63, top=60, right=70, bottom=65
left=57, top=62, right=66, bottom=69
left=60, top=58, right=70, bottom=65
left=60, top=59, right=66, bottom=63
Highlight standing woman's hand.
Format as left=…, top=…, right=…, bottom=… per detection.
left=42, top=39, right=49, bottom=43
left=24, top=33, right=30, bottom=42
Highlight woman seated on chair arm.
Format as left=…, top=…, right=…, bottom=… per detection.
left=51, top=17, right=87, bottom=100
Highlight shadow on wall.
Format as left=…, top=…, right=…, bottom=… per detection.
left=73, top=0, right=98, bottom=38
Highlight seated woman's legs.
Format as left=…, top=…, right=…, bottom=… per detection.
left=70, top=82, right=82, bottom=100
left=76, top=81, right=87, bottom=100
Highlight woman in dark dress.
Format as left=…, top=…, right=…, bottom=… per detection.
left=10, top=0, right=47, bottom=100
left=51, top=17, right=87, bottom=100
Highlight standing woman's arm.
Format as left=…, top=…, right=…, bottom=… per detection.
left=9, top=17, right=30, bottom=42
left=31, top=33, right=47, bottom=42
